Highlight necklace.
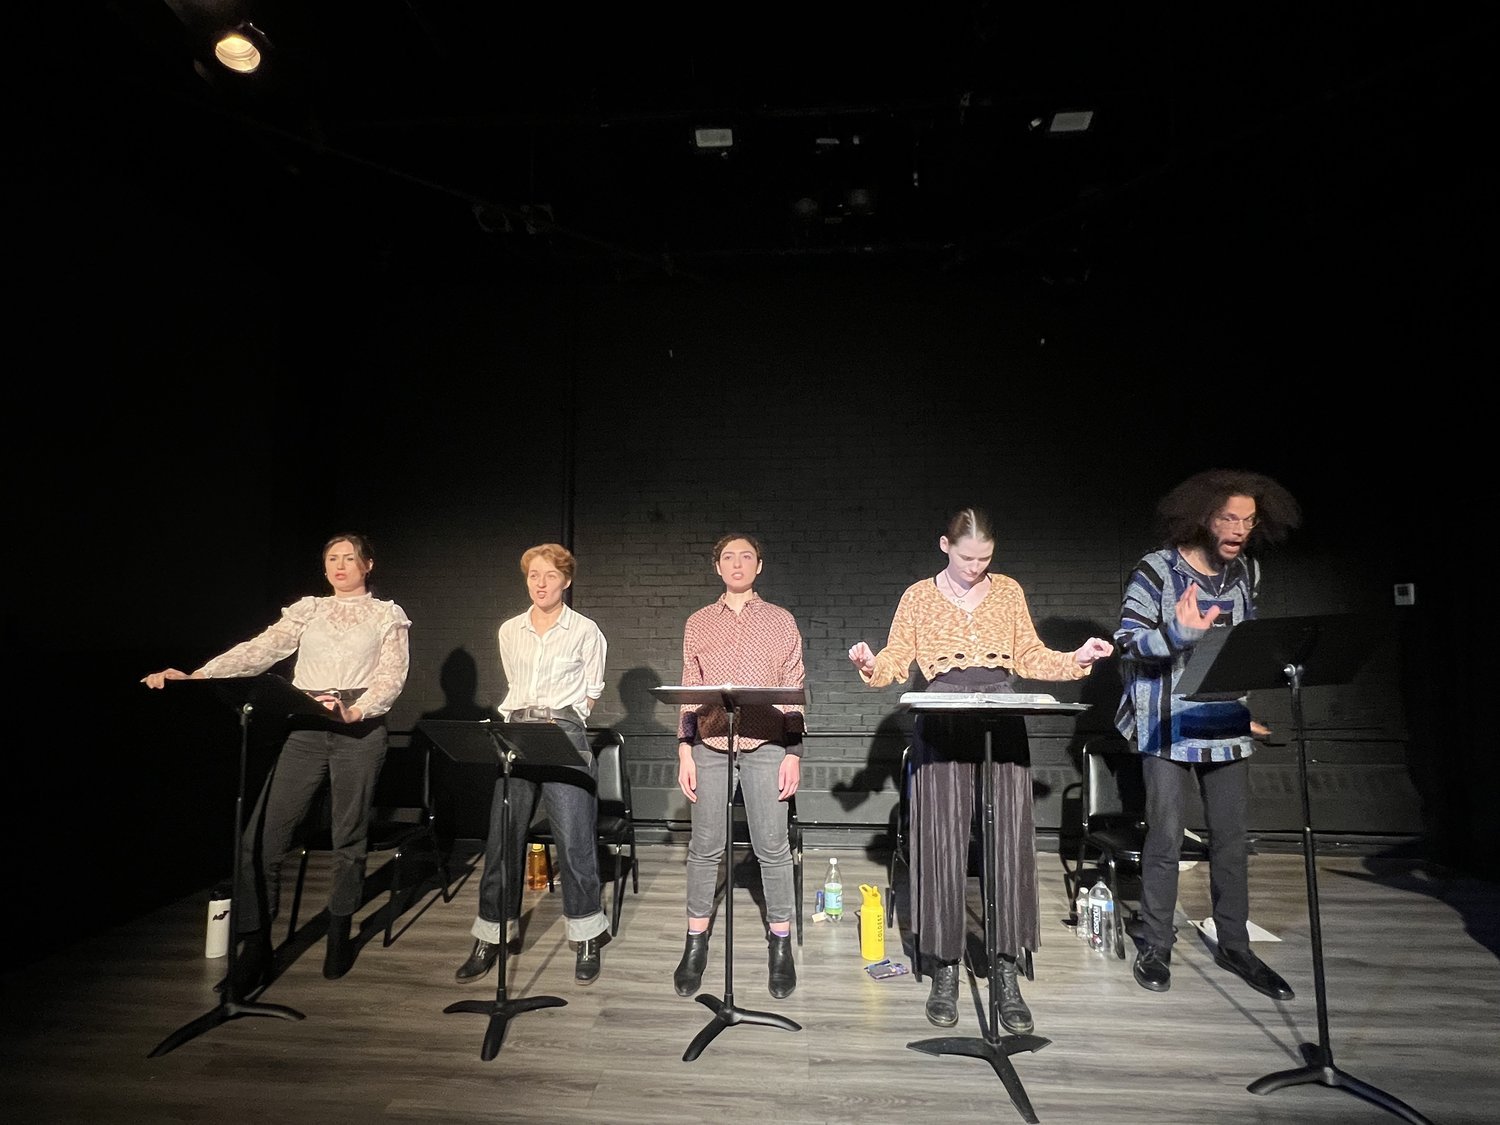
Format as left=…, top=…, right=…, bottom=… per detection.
left=1186, top=549, right=1227, bottom=596
left=942, top=572, right=980, bottom=610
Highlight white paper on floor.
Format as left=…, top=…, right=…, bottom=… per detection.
left=1194, top=917, right=1282, bottom=943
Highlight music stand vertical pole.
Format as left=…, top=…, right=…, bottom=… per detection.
left=680, top=688, right=802, bottom=1062
left=1247, top=665, right=1433, bottom=1124
left=442, top=729, right=566, bottom=1061
left=149, top=700, right=305, bottom=1058
left=907, top=724, right=1050, bottom=1124
left=723, top=705, right=736, bottom=1008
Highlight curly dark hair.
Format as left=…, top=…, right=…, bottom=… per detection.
left=1153, top=469, right=1302, bottom=550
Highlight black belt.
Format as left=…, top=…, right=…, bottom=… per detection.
left=509, top=705, right=580, bottom=724
left=305, top=687, right=367, bottom=704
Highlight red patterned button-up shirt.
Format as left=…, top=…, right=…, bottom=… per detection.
left=677, top=593, right=807, bottom=754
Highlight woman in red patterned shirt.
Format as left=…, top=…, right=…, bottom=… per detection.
left=673, top=533, right=806, bottom=1001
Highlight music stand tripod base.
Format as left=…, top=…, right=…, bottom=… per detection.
left=682, top=993, right=802, bottom=1063
left=652, top=684, right=806, bottom=1062
left=418, top=719, right=590, bottom=1061
left=907, top=1032, right=1051, bottom=1124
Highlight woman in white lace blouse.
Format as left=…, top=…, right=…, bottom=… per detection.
left=143, top=533, right=411, bottom=992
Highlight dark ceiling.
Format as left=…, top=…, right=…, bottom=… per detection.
left=52, top=5, right=1500, bottom=287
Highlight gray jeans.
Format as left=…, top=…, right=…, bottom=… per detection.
left=685, top=742, right=794, bottom=926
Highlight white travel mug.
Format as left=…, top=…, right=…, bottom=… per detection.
left=205, top=892, right=232, bottom=959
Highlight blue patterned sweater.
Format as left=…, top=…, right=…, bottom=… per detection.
left=1113, top=548, right=1260, bottom=763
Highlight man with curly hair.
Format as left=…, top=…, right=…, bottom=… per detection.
left=1114, top=470, right=1302, bottom=1001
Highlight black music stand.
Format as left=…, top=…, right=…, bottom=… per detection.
left=416, top=718, right=589, bottom=1061
left=902, top=693, right=1089, bottom=1124
left=1176, top=613, right=1429, bottom=1125
left=148, top=675, right=336, bottom=1058
left=653, top=684, right=806, bottom=1062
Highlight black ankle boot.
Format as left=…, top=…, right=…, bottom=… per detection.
left=767, top=931, right=796, bottom=999
left=229, top=929, right=273, bottom=998
left=925, top=961, right=960, bottom=1027
left=673, top=931, right=710, bottom=997
left=997, top=955, right=1034, bottom=1035
left=323, top=913, right=354, bottom=980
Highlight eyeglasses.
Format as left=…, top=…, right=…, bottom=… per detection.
left=1213, top=513, right=1259, bottom=530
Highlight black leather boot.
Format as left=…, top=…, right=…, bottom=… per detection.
left=575, top=935, right=603, bottom=985
left=925, top=961, right=960, bottom=1027
left=767, top=931, right=796, bottom=999
left=455, top=938, right=498, bottom=984
left=323, top=913, right=354, bottom=980
left=673, top=931, right=710, bottom=997
left=997, top=955, right=1034, bottom=1035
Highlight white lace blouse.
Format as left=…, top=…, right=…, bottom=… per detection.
left=195, top=593, right=412, bottom=718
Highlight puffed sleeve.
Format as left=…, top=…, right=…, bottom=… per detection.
left=353, top=602, right=412, bottom=719
left=196, top=597, right=318, bottom=679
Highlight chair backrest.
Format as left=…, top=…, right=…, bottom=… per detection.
left=1081, top=736, right=1146, bottom=830
left=294, top=730, right=431, bottom=843
left=590, top=728, right=630, bottom=818
left=730, top=779, right=799, bottom=845
left=372, top=730, right=432, bottom=822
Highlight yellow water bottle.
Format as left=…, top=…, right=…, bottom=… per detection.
left=858, top=883, right=885, bottom=962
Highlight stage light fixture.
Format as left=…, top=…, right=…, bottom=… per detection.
left=213, top=23, right=270, bottom=74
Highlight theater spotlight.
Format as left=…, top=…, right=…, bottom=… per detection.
left=213, top=22, right=270, bottom=74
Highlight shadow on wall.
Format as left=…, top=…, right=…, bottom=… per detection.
left=617, top=665, right=676, bottom=739
left=420, top=647, right=496, bottom=845
left=835, top=708, right=913, bottom=817
left=1024, top=616, right=1124, bottom=839
left=1034, top=613, right=1124, bottom=764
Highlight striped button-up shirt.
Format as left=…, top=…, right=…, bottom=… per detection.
left=497, top=603, right=607, bottom=724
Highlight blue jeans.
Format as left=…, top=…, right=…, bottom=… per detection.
left=473, top=719, right=608, bottom=943
left=685, top=742, right=794, bottom=926
left=236, top=721, right=388, bottom=934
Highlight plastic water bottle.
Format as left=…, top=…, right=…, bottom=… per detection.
left=1087, top=881, right=1115, bottom=954
left=1073, top=883, right=1091, bottom=939
left=823, top=858, right=844, bottom=922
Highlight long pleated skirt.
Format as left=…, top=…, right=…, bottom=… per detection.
left=908, top=672, right=1037, bottom=965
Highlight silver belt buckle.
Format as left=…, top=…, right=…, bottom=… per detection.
left=517, top=705, right=552, bottom=723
